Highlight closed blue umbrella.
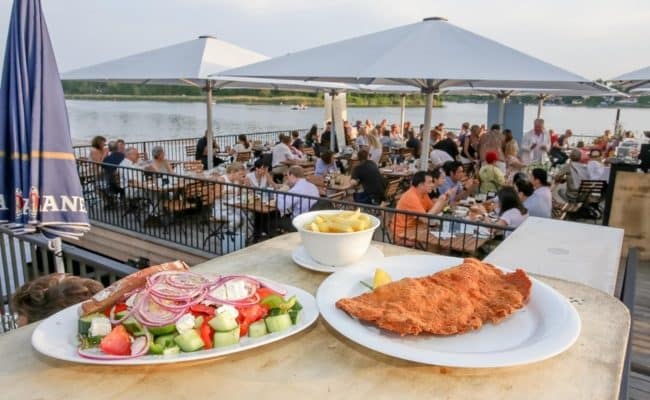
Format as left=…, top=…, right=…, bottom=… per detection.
left=0, top=0, right=89, bottom=245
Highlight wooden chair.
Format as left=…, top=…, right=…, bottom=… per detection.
left=380, top=178, right=402, bottom=207
left=306, top=175, right=325, bottom=187
left=379, top=147, right=391, bottom=166
left=185, top=145, right=197, bottom=160
left=182, top=161, right=204, bottom=173
left=302, top=147, right=315, bottom=156
left=567, top=180, right=607, bottom=220
left=551, top=201, right=568, bottom=220
left=235, top=151, right=252, bottom=163
left=302, top=166, right=316, bottom=176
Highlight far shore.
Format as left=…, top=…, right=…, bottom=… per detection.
left=64, top=94, right=650, bottom=109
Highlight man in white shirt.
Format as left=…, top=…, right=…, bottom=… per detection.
left=430, top=148, right=453, bottom=167
left=522, top=118, right=551, bottom=165
left=524, top=168, right=552, bottom=218
left=118, top=147, right=143, bottom=199
left=276, top=166, right=320, bottom=217
left=271, top=135, right=297, bottom=176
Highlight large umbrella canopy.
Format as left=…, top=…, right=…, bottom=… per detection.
left=611, top=66, right=650, bottom=93
left=0, top=0, right=89, bottom=246
left=62, top=35, right=268, bottom=169
left=222, top=17, right=604, bottom=168
left=444, top=83, right=623, bottom=120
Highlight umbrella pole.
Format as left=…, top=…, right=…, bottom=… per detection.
left=498, top=96, right=506, bottom=126
left=420, top=89, right=434, bottom=170
left=205, top=80, right=214, bottom=170
left=330, top=90, right=337, bottom=152
left=536, top=96, right=544, bottom=119
left=47, top=237, right=65, bottom=273
left=399, top=94, right=406, bottom=136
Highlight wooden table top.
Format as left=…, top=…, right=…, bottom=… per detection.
left=0, top=233, right=630, bottom=400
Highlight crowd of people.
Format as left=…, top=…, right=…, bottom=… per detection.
left=83, top=114, right=630, bottom=249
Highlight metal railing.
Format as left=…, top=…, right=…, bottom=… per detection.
left=0, top=227, right=137, bottom=333
left=73, top=128, right=310, bottom=160
left=77, top=159, right=513, bottom=259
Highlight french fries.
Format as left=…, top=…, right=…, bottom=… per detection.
left=304, top=209, right=373, bottom=233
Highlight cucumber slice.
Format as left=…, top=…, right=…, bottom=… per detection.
left=78, top=313, right=104, bottom=336
left=174, top=329, right=205, bottom=352
left=147, top=324, right=177, bottom=336
left=122, top=317, right=146, bottom=336
left=148, top=343, right=165, bottom=355
left=162, top=346, right=180, bottom=356
left=154, top=333, right=177, bottom=348
left=288, top=309, right=301, bottom=325
left=213, top=327, right=240, bottom=348
left=289, top=301, right=303, bottom=325
left=265, top=314, right=292, bottom=333
left=208, top=313, right=238, bottom=332
left=78, top=335, right=102, bottom=349
left=194, top=315, right=204, bottom=329
left=248, top=320, right=268, bottom=338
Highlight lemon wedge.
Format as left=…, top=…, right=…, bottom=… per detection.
left=373, top=268, right=392, bottom=289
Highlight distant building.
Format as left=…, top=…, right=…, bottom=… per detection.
left=616, top=98, right=638, bottom=105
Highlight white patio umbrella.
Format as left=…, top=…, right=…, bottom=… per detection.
left=62, top=35, right=268, bottom=169
left=443, top=84, right=622, bottom=121
left=611, top=66, right=650, bottom=93
left=221, top=17, right=605, bottom=169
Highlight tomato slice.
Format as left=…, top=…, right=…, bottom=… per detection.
left=236, top=305, right=268, bottom=337
left=256, top=287, right=279, bottom=301
left=103, top=303, right=128, bottom=317
left=200, top=322, right=213, bottom=349
left=190, top=304, right=216, bottom=316
left=100, top=325, right=132, bottom=356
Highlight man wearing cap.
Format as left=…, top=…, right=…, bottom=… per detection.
left=478, top=151, right=505, bottom=193
left=522, top=119, right=551, bottom=165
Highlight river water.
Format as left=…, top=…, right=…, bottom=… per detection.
left=66, top=100, right=650, bottom=145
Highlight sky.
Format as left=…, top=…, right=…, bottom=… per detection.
left=0, top=0, right=648, bottom=80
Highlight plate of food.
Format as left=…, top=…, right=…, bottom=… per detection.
left=32, top=262, right=318, bottom=365
left=316, top=255, right=580, bottom=368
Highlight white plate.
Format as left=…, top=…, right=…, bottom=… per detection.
left=32, top=280, right=318, bottom=365
left=317, top=255, right=581, bottom=368
left=292, top=245, right=384, bottom=273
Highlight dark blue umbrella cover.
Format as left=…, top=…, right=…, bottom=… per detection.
left=0, top=0, right=89, bottom=237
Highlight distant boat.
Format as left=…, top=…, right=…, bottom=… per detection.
left=291, top=104, right=308, bottom=110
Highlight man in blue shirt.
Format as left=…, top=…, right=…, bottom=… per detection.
left=439, top=161, right=467, bottom=203
left=524, top=169, right=552, bottom=218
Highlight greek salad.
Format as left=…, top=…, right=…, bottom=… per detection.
left=77, top=272, right=302, bottom=360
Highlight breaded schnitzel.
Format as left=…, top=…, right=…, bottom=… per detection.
left=335, top=258, right=532, bottom=336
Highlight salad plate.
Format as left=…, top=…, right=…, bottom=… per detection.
left=291, top=245, right=383, bottom=273
left=32, top=276, right=318, bottom=365
left=317, top=255, right=581, bottom=368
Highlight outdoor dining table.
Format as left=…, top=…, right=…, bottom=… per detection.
left=282, top=159, right=316, bottom=167
left=484, top=217, right=624, bottom=296
left=0, top=233, right=630, bottom=399
left=379, top=166, right=414, bottom=179
left=404, top=224, right=495, bottom=255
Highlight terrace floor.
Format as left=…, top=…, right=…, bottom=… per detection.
left=630, top=259, right=650, bottom=399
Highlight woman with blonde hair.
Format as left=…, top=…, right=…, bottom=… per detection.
left=366, top=130, right=383, bottom=165
left=12, top=274, right=103, bottom=326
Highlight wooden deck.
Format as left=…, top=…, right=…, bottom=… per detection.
left=630, top=259, right=649, bottom=399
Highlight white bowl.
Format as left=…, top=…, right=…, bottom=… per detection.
left=292, top=210, right=381, bottom=267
